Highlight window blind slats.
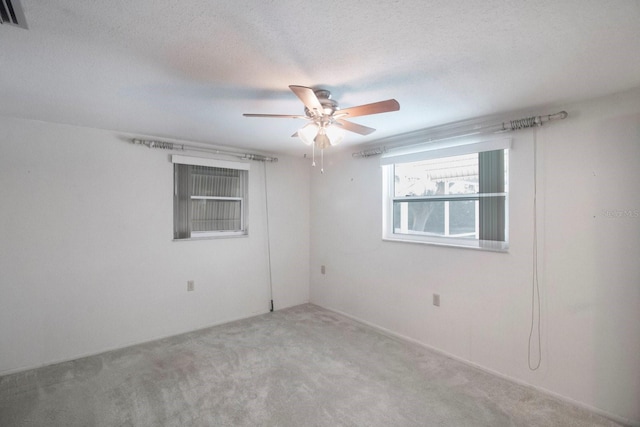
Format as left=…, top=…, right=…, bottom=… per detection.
left=173, top=165, right=192, bottom=239
left=190, top=200, right=241, bottom=231
left=478, top=150, right=506, bottom=242
left=174, top=162, right=247, bottom=239
left=191, top=167, right=241, bottom=198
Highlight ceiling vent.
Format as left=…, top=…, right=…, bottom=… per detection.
left=0, top=0, right=27, bottom=29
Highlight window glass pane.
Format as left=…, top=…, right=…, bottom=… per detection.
left=191, top=199, right=242, bottom=231
left=191, top=166, right=242, bottom=198
left=393, top=201, right=444, bottom=233
left=394, top=153, right=479, bottom=198
left=449, top=200, right=476, bottom=236
left=421, top=201, right=444, bottom=234
left=394, top=200, right=476, bottom=238
left=174, top=163, right=248, bottom=239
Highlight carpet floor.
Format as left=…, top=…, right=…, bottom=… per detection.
left=0, top=304, right=624, bottom=426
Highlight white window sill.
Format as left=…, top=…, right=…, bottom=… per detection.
left=173, top=232, right=248, bottom=241
left=382, top=235, right=509, bottom=252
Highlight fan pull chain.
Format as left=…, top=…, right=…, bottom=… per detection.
left=312, top=142, right=316, bottom=167
left=321, top=149, right=324, bottom=174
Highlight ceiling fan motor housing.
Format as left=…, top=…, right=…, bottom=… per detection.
left=304, top=89, right=338, bottom=117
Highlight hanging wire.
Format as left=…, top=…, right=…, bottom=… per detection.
left=263, top=162, right=274, bottom=312
left=528, top=127, right=542, bottom=371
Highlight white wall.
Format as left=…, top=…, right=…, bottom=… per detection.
left=0, top=117, right=310, bottom=374
left=264, top=153, right=311, bottom=310
left=1, top=89, right=638, bottom=423
left=310, top=88, right=640, bottom=425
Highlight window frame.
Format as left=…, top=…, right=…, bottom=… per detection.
left=172, top=155, right=249, bottom=240
left=381, top=137, right=510, bottom=251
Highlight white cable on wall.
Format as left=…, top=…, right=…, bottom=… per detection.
left=528, top=128, right=542, bottom=371
left=263, top=162, right=275, bottom=312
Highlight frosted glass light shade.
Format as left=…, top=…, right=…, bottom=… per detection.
left=325, top=125, right=344, bottom=146
left=298, top=122, right=345, bottom=148
left=298, top=123, right=319, bottom=146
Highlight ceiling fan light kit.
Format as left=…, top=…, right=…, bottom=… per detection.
left=298, top=123, right=345, bottom=148
left=298, top=123, right=318, bottom=146
left=244, top=85, right=399, bottom=172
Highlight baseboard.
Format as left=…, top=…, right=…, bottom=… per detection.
left=312, top=303, right=638, bottom=427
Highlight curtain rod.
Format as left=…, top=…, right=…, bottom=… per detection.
left=352, top=111, right=567, bottom=158
left=131, top=138, right=278, bottom=162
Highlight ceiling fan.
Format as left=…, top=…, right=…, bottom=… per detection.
left=243, top=85, right=400, bottom=150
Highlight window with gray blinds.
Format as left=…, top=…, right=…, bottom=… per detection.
left=173, top=157, right=249, bottom=239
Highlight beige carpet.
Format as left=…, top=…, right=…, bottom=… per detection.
left=0, top=304, right=623, bottom=426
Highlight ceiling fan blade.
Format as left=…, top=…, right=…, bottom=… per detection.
left=337, top=99, right=400, bottom=118
left=243, top=113, right=307, bottom=119
left=335, top=119, right=376, bottom=135
left=289, top=85, right=323, bottom=116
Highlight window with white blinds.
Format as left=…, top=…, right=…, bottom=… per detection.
left=381, top=137, right=510, bottom=251
left=172, top=156, right=249, bottom=239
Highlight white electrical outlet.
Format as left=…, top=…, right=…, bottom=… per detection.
left=433, top=294, right=440, bottom=307
left=187, top=280, right=194, bottom=292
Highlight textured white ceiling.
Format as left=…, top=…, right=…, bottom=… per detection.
left=1, top=0, right=639, bottom=155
